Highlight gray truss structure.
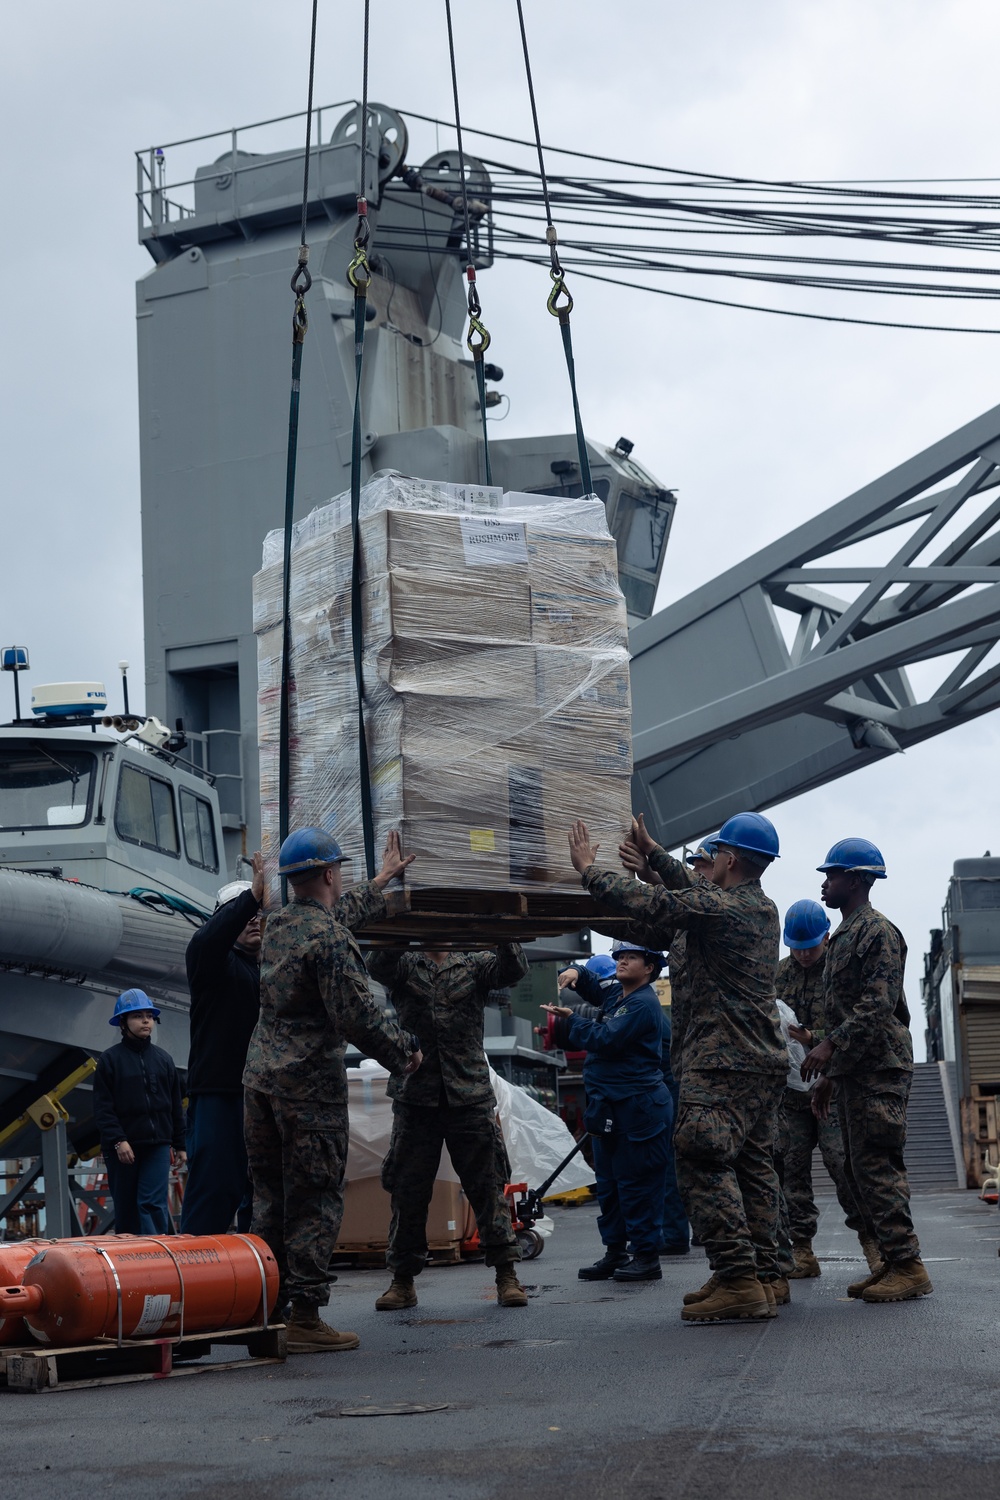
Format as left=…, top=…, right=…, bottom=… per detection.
left=630, top=400, right=1000, bottom=848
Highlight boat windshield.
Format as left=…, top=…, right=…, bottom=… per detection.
left=0, top=744, right=96, bottom=829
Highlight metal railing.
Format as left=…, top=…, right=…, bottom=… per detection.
left=135, top=97, right=361, bottom=239
left=184, top=728, right=245, bottom=831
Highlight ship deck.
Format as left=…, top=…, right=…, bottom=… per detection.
left=4, top=1190, right=998, bottom=1498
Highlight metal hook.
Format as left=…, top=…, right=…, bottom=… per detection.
left=348, top=246, right=372, bottom=294
left=547, top=272, right=574, bottom=321
left=467, top=313, right=492, bottom=356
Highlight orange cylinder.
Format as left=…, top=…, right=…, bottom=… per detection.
left=0, top=1234, right=278, bottom=1347
left=0, top=1241, right=52, bottom=1345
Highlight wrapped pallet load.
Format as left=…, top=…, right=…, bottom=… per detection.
left=254, top=472, right=633, bottom=894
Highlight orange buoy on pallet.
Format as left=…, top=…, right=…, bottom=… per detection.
left=0, top=1234, right=278, bottom=1348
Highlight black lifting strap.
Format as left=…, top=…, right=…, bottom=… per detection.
left=347, top=16, right=377, bottom=879
left=514, top=0, right=593, bottom=497
left=278, top=0, right=320, bottom=902
left=444, top=0, right=493, bottom=487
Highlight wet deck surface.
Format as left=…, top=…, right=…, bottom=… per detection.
left=4, top=1191, right=999, bottom=1498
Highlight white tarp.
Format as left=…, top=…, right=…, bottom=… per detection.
left=345, top=1059, right=595, bottom=1197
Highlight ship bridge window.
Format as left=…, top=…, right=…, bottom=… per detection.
left=180, top=788, right=219, bottom=873
left=115, top=763, right=180, bottom=857
left=0, top=745, right=95, bottom=829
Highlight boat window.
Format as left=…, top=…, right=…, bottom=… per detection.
left=115, top=763, right=180, bottom=857
left=180, top=788, right=219, bottom=873
left=0, top=745, right=96, bottom=830
left=615, top=489, right=673, bottom=574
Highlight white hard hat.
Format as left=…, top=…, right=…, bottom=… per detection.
left=216, top=879, right=253, bottom=908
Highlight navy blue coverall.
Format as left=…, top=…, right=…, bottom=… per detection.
left=557, top=970, right=672, bottom=1260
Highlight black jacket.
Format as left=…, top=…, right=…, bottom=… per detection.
left=185, top=887, right=261, bottom=1094
left=93, top=1034, right=185, bottom=1151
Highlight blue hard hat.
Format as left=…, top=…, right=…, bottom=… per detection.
left=783, top=899, right=831, bottom=950
left=586, top=954, right=618, bottom=980
left=686, top=838, right=718, bottom=865
left=612, top=940, right=666, bottom=965
left=817, top=837, right=887, bottom=879
left=109, top=988, right=161, bottom=1026
left=278, top=826, right=347, bottom=876
left=716, top=811, right=780, bottom=860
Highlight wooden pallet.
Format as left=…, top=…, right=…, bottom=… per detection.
left=362, top=887, right=629, bottom=946
left=0, top=1323, right=286, bottom=1393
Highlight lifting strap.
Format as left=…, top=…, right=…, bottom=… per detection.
left=347, top=1, right=377, bottom=879
left=513, top=0, right=594, bottom=497
left=443, top=0, right=493, bottom=486
left=277, top=0, right=320, bottom=899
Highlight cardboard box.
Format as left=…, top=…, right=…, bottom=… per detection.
left=534, top=769, right=634, bottom=890
left=336, top=1175, right=468, bottom=1256
left=381, top=639, right=537, bottom=700
left=363, top=508, right=533, bottom=643
left=252, top=529, right=354, bottom=634
left=530, top=588, right=629, bottom=649
left=366, top=568, right=531, bottom=644
left=535, top=645, right=632, bottom=716
left=397, top=813, right=512, bottom=889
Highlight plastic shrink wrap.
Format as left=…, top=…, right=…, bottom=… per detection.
left=254, top=472, right=633, bottom=893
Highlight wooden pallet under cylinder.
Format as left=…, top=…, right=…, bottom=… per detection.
left=0, top=1323, right=287, bottom=1393
left=362, top=888, right=629, bottom=947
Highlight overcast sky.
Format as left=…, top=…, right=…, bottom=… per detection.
left=4, top=0, right=1000, bottom=1055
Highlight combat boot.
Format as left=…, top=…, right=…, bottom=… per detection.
left=769, top=1275, right=791, bottom=1306
left=847, top=1264, right=886, bottom=1299
left=682, top=1272, right=721, bottom=1305
left=578, top=1246, right=629, bottom=1281
left=788, top=1242, right=821, bottom=1278
left=861, top=1257, right=933, bottom=1302
left=496, top=1265, right=528, bottom=1307
left=375, top=1276, right=418, bottom=1311
left=758, top=1280, right=778, bottom=1317
left=681, top=1273, right=772, bottom=1323
left=859, top=1234, right=884, bottom=1271
left=286, top=1305, right=360, bottom=1353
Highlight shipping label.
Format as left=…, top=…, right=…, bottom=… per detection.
left=459, top=515, right=528, bottom=566
left=130, top=1293, right=171, bottom=1338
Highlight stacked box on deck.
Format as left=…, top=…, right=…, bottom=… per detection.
left=254, top=473, right=633, bottom=894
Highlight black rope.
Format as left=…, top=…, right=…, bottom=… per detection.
left=278, top=0, right=320, bottom=901
left=347, top=0, right=376, bottom=879
left=443, top=0, right=493, bottom=485
left=512, top=0, right=593, bottom=496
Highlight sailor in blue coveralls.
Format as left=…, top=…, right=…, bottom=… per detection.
left=544, top=942, right=671, bottom=1282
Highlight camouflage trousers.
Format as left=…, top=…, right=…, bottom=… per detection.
left=776, top=1089, right=867, bottom=1255
left=674, top=1069, right=783, bottom=1281
left=244, top=1089, right=348, bottom=1309
left=381, top=1100, right=519, bottom=1276
left=836, top=1070, right=921, bottom=1263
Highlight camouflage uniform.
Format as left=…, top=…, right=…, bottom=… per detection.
left=774, top=956, right=865, bottom=1248
left=367, top=946, right=527, bottom=1274
left=585, top=847, right=786, bottom=1281
left=666, top=932, right=689, bottom=1082
left=822, top=905, right=920, bottom=1264
left=243, top=882, right=414, bottom=1309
